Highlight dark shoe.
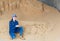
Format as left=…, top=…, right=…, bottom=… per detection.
left=20, top=36, right=25, bottom=40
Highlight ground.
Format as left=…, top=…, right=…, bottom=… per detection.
left=0, top=0, right=60, bottom=41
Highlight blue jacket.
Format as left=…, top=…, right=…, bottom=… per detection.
left=9, top=19, right=19, bottom=32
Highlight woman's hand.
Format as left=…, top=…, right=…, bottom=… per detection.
left=16, top=25, right=19, bottom=27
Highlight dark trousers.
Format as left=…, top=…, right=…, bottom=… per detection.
left=9, top=26, right=24, bottom=39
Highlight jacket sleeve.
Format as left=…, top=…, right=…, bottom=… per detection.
left=16, top=21, right=19, bottom=25
left=9, top=21, right=15, bottom=30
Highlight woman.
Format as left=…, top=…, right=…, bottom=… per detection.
left=9, top=14, right=24, bottom=40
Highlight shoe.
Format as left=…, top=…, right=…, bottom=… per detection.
left=20, top=36, right=25, bottom=40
